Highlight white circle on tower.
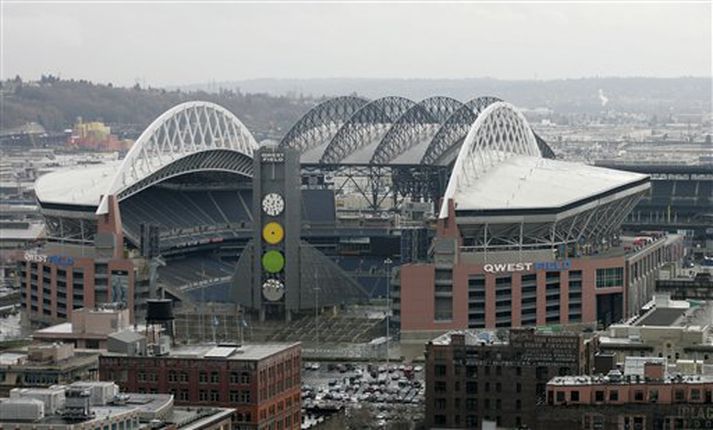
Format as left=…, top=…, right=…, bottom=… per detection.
left=262, top=193, right=284, bottom=216
left=262, top=278, right=285, bottom=301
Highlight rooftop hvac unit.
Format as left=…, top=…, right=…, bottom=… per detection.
left=63, top=388, right=93, bottom=420
left=0, top=398, right=45, bottom=421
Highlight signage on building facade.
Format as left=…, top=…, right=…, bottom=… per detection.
left=260, top=151, right=284, bottom=163
left=483, top=260, right=572, bottom=274
left=24, top=252, right=74, bottom=266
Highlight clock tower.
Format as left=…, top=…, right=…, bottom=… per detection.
left=252, top=144, right=301, bottom=321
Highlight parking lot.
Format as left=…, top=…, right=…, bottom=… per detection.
left=302, top=361, right=425, bottom=428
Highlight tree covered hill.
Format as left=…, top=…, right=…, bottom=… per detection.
left=1, top=76, right=318, bottom=140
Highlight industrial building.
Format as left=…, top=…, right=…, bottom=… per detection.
left=540, top=363, right=713, bottom=430
left=424, top=328, right=585, bottom=429
left=593, top=295, right=713, bottom=370
left=99, top=338, right=301, bottom=430
left=0, top=381, right=234, bottom=430
left=0, top=343, right=99, bottom=396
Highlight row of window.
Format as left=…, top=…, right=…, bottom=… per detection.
left=550, top=387, right=713, bottom=405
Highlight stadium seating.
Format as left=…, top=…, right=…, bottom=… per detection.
left=120, top=188, right=253, bottom=239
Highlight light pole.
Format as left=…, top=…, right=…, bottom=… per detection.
left=314, top=268, right=320, bottom=351
left=384, top=258, right=392, bottom=366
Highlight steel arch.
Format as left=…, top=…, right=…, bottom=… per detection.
left=534, top=132, right=556, bottom=159
left=370, top=96, right=463, bottom=164
left=440, top=102, right=540, bottom=218
left=97, top=101, right=258, bottom=214
left=320, top=96, right=415, bottom=164
left=279, top=96, right=369, bottom=153
left=420, top=96, right=501, bottom=165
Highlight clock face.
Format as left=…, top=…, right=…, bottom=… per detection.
left=262, top=279, right=285, bottom=302
left=262, top=193, right=284, bottom=216
left=262, top=222, right=284, bottom=245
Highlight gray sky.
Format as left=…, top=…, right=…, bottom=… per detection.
left=2, top=1, right=711, bottom=87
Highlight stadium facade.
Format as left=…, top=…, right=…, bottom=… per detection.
left=21, top=97, right=683, bottom=333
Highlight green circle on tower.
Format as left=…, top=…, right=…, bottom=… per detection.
left=262, top=250, right=285, bottom=273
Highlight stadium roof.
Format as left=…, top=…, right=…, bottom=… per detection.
left=35, top=162, right=117, bottom=206
left=440, top=101, right=650, bottom=219
left=451, top=155, right=649, bottom=214
left=280, top=95, right=555, bottom=165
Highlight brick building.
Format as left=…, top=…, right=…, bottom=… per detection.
left=540, top=363, right=713, bottom=430
left=425, top=328, right=585, bottom=429
left=99, top=342, right=301, bottom=430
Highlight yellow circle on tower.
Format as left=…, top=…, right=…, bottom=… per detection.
left=262, top=222, right=284, bottom=245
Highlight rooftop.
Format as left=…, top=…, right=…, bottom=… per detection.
left=549, top=373, right=713, bottom=386
left=34, top=162, right=118, bottom=207
left=451, top=155, right=649, bottom=214
left=105, top=342, right=300, bottom=361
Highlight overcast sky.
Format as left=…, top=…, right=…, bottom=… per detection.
left=2, top=1, right=711, bottom=87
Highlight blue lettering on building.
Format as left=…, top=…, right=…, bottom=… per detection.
left=533, top=260, right=571, bottom=271
left=47, top=255, right=74, bottom=267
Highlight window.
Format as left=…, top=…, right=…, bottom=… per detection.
left=230, top=391, right=239, bottom=402
left=691, top=389, right=701, bottom=401
left=199, top=390, right=208, bottom=401
left=435, top=381, right=446, bottom=393
left=434, top=415, right=446, bottom=425
left=434, top=364, right=447, bottom=377
left=596, top=267, right=623, bottom=288
left=199, top=372, right=208, bottom=383
left=516, top=399, right=521, bottom=410
left=210, top=372, right=219, bottom=383
left=556, top=391, right=565, bottom=402
left=516, top=383, right=521, bottom=393
left=210, top=390, right=219, bottom=401
left=230, top=372, right=239, bottom=384
left=609, top=390, right=619, bottom=401
left=649, top=390, right=658, bottom=402
left=674, top=390, right=685, bottom=402
left=240, top=390, right=251, bottom=403
left=435, top=398, right=446, bottom=410
left=496, top=383, right=501, bottom=393
left=240, top=372, right=250, bottom=384
left=466, top=382, right=477, bottom=394
left=466, top=399, right=477, bottom=409
left=571, top=391, right=579, bottom=402
left=496, top=399, right=501, bottom=410
left=634, top=390, right=644, bottom=401
left=595, top=391, right=604, bottom=402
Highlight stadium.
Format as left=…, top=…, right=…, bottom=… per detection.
left=21, top=98, right=683, bottom=345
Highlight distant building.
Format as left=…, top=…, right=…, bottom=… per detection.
left=539, top=363, right=713, bottom=430
left=0, top=343, right=99, bottom=396
left=0, top=381, right=234, bottom=430
left=67, top=119, right=132, bottom=152
left=424, top=328, right=585, bottom=429
left=99, top=342, right=301, bottom=430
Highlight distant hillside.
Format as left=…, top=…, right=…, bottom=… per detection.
left=175, top=77, right=712, bottom=116
left=0, top=76, right=318, bottom=139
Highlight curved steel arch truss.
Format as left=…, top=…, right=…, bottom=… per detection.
left=440, top=102, right=540, bottom=218
left=97, top=101, right=258, bottom=214
left=420, top=96, right=501, bottom=165
left=320, top=96, right=415, bottom=164
left=279, top=96, right=369, bottom=153
left=370, top=96, right=463, bottom=164
left=534, top=132, right=556, bottom=159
